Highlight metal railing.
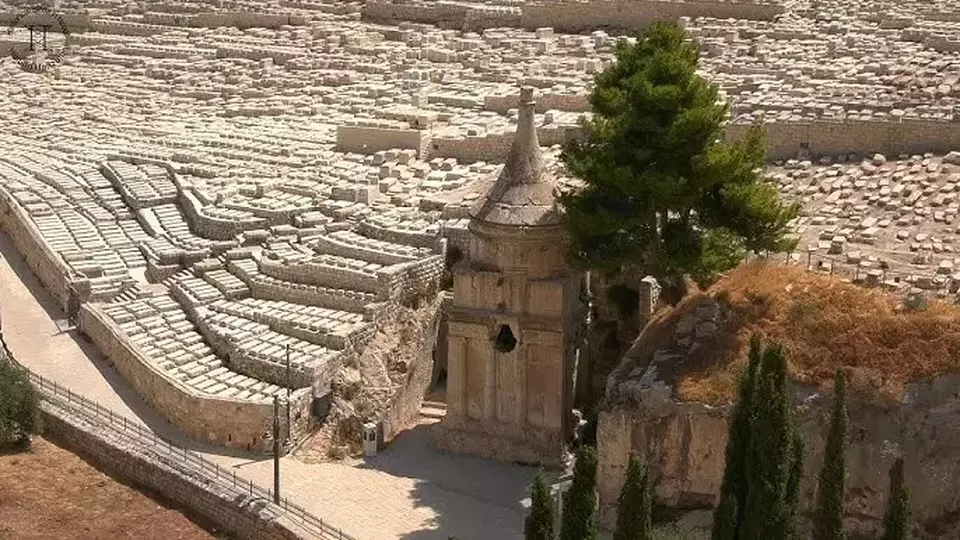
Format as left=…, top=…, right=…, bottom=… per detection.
left=0, top=335, right=356, bottom=540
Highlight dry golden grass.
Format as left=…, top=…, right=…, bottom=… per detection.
left=672, top=262, right=960, bottom=405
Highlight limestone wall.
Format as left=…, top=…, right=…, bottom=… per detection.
left=40, top=402, right=309, bottom=540
left=483, top=93, right=590, bottom=114
left=362, top=1, right=469, bottom=27
left=0, top=188, right=90, bottom=312
left=377, top=254, right=446, bottom=305
left=357, top=220, right=444, bottom=250
left=727, top=118, right=960, bottom=160
left=78, top=303, right=313, bottom=452
left=430, top=124, right=579, bottom=163
left=261, top=256, right=379, bottom=294
left=336, top=125, right=432, bottom=158
left=363, top=0, right=783, bottom=33
left=596, top=376, right=960, bottom=534
left=180, top=189, right=267, bottom=241
left=520, top=0, right=783, bottom=33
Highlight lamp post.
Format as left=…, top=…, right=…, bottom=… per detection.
left=285, top=344, right=291, bottom=440
left=272, top=395, right=280, bottom=505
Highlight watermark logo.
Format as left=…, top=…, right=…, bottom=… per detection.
left=4, top=5, right=71, bottom=72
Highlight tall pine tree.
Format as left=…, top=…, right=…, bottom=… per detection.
left=740, top=344, right=797, bottom=540
left=814, top=368, right=847, bottom=540
left=526, top=474, right=556, bottom=540
left=613, top=454, right=652, bottom=540
left=882, top=457, right=911, bottom=540
left=559, top=21, right=798, bottom=286
left=560, top=445, right=598, bottom=540
left=711, top=333, right=764, bottom=540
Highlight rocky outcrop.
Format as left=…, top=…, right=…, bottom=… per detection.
left=598, top=357, right=960, bottom=537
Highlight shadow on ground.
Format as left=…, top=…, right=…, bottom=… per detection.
left=358, top=421, right=567, bottom=540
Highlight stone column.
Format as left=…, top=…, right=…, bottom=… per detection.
left=447, top=336, right=467, bottom=419
left=483, top=332, right=497, bottom=421
left=515, top=343, right=527, bottom=428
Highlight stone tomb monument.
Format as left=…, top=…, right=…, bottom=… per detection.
left=435, top=87, right=585, bottom=467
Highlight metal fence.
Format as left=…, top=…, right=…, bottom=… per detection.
left=0, top=335, right=356, bottom=540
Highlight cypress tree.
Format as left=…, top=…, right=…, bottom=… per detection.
left=613, top=454, right=652, bottom=540
left=711, top=333, right=763, bottom=540
left=526, top=474, right=556, bottom=540
left=781, top=432, right=805, bottom=540
left=560, top=445, right=599, bottom=540
left=814, top=369, right=847, bottom=540
left=740, top=344, right=795, bottom=540
left=882, top=457, right=911, bottom=540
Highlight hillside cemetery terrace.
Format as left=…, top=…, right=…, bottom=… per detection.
left=5, top=0, right=960, bottom=450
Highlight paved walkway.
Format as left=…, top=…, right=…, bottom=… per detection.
left=0, top=231, right=538, bottom=539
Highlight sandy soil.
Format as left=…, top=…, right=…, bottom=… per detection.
left=0, top=437, right=223, bottom=540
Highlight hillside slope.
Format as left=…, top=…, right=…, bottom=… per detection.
left=614, top=262, right=960, bottom=406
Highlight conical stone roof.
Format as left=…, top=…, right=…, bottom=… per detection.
left=469, top=87, right=561, bottom=227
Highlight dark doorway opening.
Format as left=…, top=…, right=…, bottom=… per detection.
left=494, top=324, right=517, bottom=353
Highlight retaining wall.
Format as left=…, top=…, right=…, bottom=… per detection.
left=363, top=0, right=783, bottom=33
left=40, top=402, right=309, bottom=540
left=357, top=220, right=444, bottom=250
left=429, top=124, right=580, bottom=163
left=726, top=118, right=960, bottom=161
left=377, top=253, right=446, bottom=305
left=0, top=187, right=90, bottom=312
left=180, top=189, right=268, bottom=241
left=336, top=125, right=432, bottom=158
left=78, top=303, right=312, bottom=452
left=519, top=0, right=783, bottom=33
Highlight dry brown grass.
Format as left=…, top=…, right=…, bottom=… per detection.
left=671, top=262, right=960, bottom=405
left=0, top=437, right=222, bottom=540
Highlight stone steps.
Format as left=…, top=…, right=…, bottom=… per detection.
left=420, top=400, right=447, bottom=421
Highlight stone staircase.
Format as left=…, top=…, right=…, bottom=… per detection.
left=419, top=399, right=447, bottom=423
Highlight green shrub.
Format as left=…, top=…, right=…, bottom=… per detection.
left=0, top=360, right=39, bottom=449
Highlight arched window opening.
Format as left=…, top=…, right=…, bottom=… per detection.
left=494, top=324, right=517, bottom=353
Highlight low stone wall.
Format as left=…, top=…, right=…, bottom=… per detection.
left=429, top=124, right=580, bottom=163
left=189, top=11, right=307, bottom=29
left=596, top=375, right=960, bottom=535
left=0, top=187, right=90, bottom=312
left=362, top=1, right=468, bottom=28
left=78, top=303, right=311, bottom=453
left=377, top=254, right=446, bottom=305
left=312, top=233, right=420, bottom=267
left=357, top=220, right=444, bottom=251
left=261, top=257, right=378, bottom=294
left=519, top=0, right=783, bottom=33
left=336, top=125, right=432, bottom=158
left=726, top=117, right=960, bottom=161
left=484, top=93, right=590, bottom=114
left=180, top=189, right=267, bottom=241
left=363, top=0, right=782, bottom=33
left=39, top=402, right=309, bottom=540
left=243, top=270, right=374, bottom=313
